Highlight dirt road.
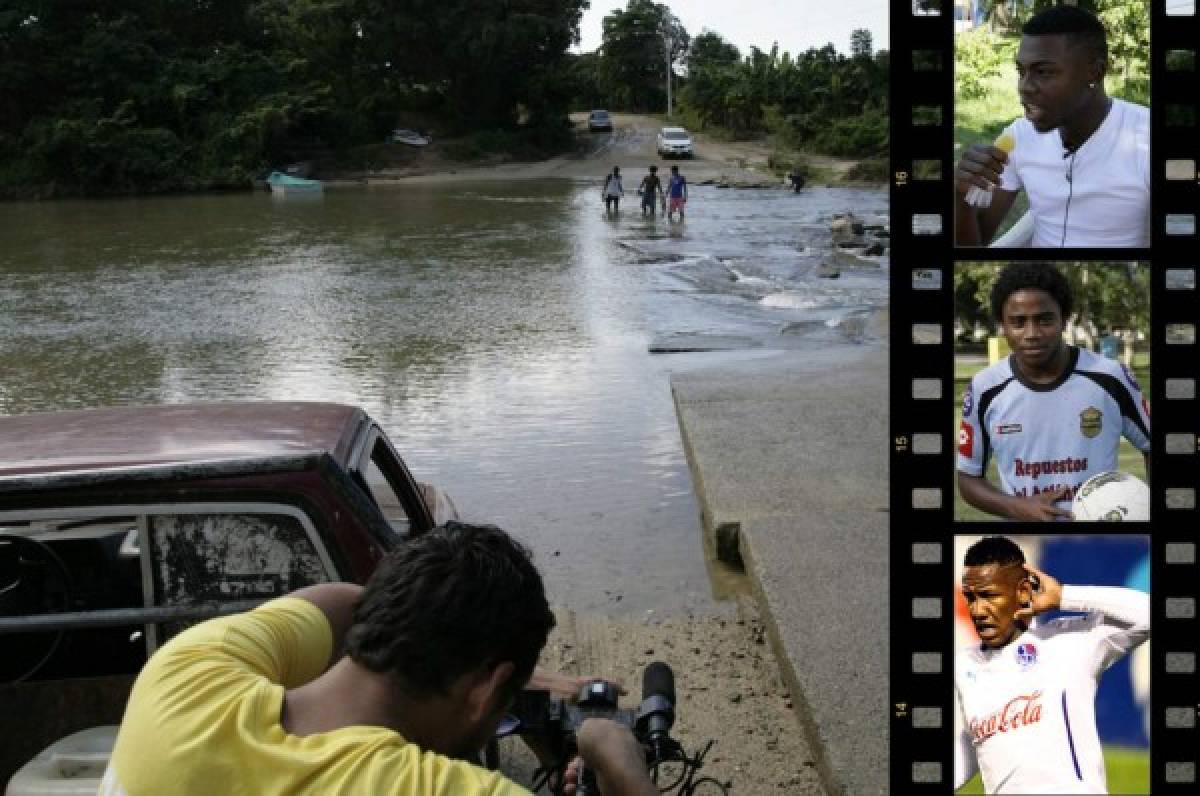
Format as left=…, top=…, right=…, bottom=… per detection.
left=354, top=113, right=859, bottom=187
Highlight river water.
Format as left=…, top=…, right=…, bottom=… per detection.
left=0, top=180, right=886, bottom=614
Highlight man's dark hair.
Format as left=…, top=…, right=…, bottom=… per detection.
left=1022, top=4, right=1108, bottom=64
left=990, top=262, right=1074, bottom=322
left=964, top=536, right=1026, bottom=568
left=345, top=522, right=555, bottom=694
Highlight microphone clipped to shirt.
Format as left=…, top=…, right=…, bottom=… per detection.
left=1062, top=144, right=1079, bottom=182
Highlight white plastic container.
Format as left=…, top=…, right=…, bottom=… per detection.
left=5, top=726, right=117, bottom=796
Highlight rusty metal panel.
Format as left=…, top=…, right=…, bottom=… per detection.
left=147, top=511, right=329, bottom=643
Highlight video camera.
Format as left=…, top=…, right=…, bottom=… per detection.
left=495, top=662, right=726, bottom=795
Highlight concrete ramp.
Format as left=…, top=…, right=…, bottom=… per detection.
left=671, top=346, right=888, bottom=795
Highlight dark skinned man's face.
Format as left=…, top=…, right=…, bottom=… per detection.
left=1015, top=34, right=1102, bottom=133
left=961, top=564, right=1034, bottom=649
left=1000, top=288, right=1066, bottom=376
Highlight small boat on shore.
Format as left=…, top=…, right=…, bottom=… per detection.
left=390, top=128, right=431, bottom=147
left=267, top=171, right=323, bottom=194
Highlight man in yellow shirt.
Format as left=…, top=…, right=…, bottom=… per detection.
left=103, top=522, right=656, bottom=795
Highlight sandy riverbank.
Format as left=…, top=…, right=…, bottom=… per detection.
left=328, top=113, right=872, bottom=188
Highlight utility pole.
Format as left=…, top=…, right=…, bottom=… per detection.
left=660, top=12, right=678, bottom=119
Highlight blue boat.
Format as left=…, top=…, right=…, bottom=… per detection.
left=266, top=171, right=323, bottom=194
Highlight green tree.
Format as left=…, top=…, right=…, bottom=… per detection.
left=598, top=0, right=689, bottom=112
left=0, top=0, right=591, bottom=196
left=850, top=28, right=873, bottom=58
left=677, top=31, right=887, bottom=157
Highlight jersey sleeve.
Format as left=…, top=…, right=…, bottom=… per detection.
left=996, top=120, right=1023, bottom=193
left=1059, top=585, right=1151, bottom=675
left=1117, top=364, right=1152, bottom=452
left=956, top=375, right=986, bottom=476
left=953, top=689, right=979, bottom=790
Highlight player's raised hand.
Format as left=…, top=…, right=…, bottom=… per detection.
left=954, top=144, right=1009, bottom=196
left=1015, top=565, right=1063, bottom=623
left=1006, top=487, right=1074, bottom=522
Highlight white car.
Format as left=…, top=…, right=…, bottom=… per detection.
left=656, top=127, right=693, bottom=158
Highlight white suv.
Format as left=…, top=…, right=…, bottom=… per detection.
left=656, top=127, right=693, bottom=158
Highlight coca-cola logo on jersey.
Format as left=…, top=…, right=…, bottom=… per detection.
left=969, top=691, right=1044, bottom=744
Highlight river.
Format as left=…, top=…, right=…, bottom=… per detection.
left=0, top=179, right=887, bottom=615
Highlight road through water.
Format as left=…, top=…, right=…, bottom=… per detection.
left=0, top=180, right=886, bottom=615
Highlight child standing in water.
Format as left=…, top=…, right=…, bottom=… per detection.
left=666, top=165, right=688, bottom=222
left=602, top=166, right=624, bottom=214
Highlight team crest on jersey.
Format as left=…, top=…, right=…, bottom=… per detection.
left=962, top=385, right=974, bottom=416
left=1079, top=407, right=1102, bottom=438
left=1015, top=642, right=1038, bottom=668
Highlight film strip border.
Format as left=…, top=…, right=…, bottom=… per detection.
left=889, top=1, right=1200, bottom=792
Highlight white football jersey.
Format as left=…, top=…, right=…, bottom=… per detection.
left=957, top=347, right=1151, bottom=511
left=954, top=585, right=1150, bottom=794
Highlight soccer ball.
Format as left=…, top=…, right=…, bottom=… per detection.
left=1071, top=471, right=1150, bottom=521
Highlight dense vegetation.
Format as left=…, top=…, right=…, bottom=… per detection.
left=1, top=0, right=891, bottom=197
left=569, top=0, right=888, bottom=161
left=680, top=31, right=888, bottom=160
left=0, top=0, right=587, bottom=197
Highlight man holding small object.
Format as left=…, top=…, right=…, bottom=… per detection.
left=956, top=263, right=1150, bottom=521
left=954, top=536, right=1150, bottom=793
left=101, top=522, right=656, bottom=795
left=954, top=6, right=1149, bottom=248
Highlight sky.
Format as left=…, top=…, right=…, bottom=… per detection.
left=574, top=0, right=889, bottom=58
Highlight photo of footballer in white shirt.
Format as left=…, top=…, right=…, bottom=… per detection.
left=954, top=535, right=1150, bottom=794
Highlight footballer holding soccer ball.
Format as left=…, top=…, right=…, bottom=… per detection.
left=954, top=536, right=1150, bottom=793
left=956, top=263, right=1151, bottom=521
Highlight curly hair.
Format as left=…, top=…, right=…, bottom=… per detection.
left=344, top=522, right=555, bottom=694
left=1023, top=5, right=1108, bottom=65
left=989, top=262, right=1073, bottom=322
left=964, top=536, right=1026, bottom=569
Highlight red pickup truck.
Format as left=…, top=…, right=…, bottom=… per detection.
left=0, top=402, right=457, bottom=783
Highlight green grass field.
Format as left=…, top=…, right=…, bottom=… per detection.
left=956, top=746, right=1150, bottom=794
left=953, top=353, right=1150, bottom=522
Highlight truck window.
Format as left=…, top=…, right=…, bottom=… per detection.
left=362, top=440, right=412, bottom=534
